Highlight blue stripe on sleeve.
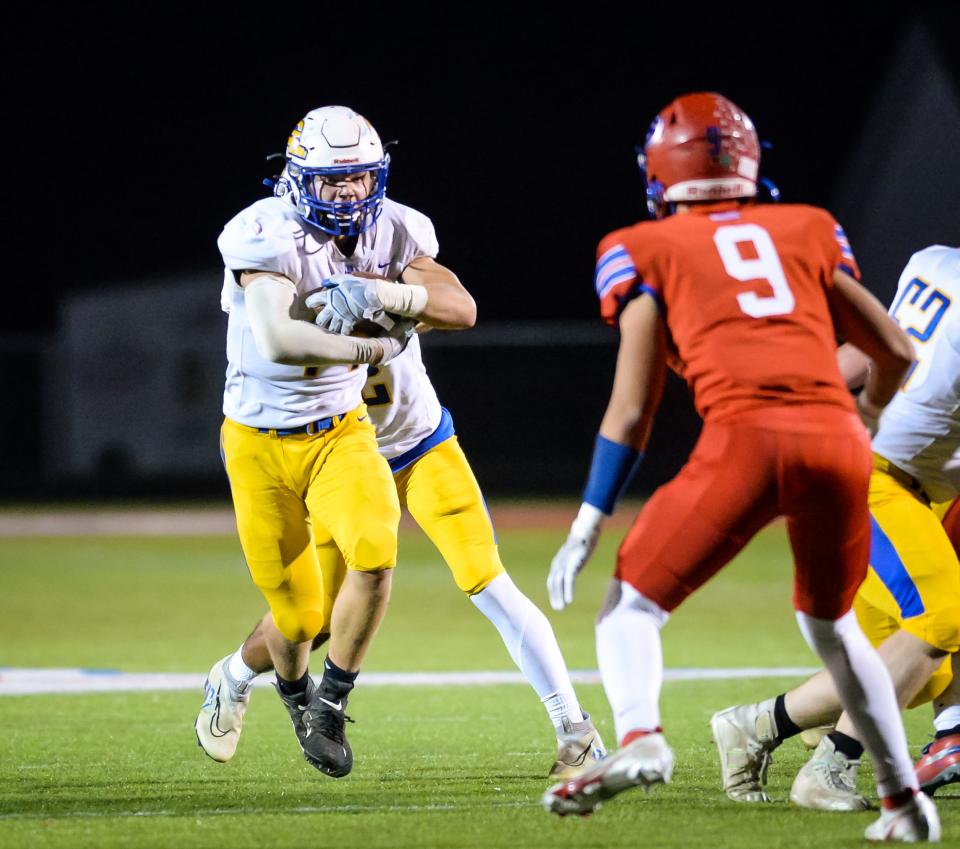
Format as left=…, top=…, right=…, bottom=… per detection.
left=595, top=245, right=637, bottom=297
left=869, top=515, right=925, bottom=618
left=612, top=281, right=664, bottom=320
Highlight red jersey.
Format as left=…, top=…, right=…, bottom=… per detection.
left=595, top=202, right=860, bottom=422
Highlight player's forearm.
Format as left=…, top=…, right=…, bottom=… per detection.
left=395, top=258, right=477, bottom=329
left=599, top=405, right=654, bottom=452
left=836, top=343, right=870, bottom=391
left=245, top=275, right=389, bottom=366
left=256, top=318, right=389, bottom=366
left=829, top=269, right=914, bottom=408
left=862, top=354, right=910, bottom=410
left=374, top=279, right=476, bottom=329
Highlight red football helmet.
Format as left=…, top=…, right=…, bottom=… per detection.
left=639, top=92, right=760, bottom=218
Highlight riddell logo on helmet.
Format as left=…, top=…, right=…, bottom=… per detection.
left=333, top=158, right=360, bottom=164
left=689, top=185, right=732, bottom=197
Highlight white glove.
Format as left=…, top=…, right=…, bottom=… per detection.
left=305, top=275, right=396, bottom=336
left=547, top=503, right=604, bottom=611
left=372, top=318, right=418, bottom=364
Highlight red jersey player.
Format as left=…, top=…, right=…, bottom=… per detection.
left=543, top=92, right=940, bottom=842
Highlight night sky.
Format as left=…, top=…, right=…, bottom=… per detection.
left=8, top=4, right=958, bottom=334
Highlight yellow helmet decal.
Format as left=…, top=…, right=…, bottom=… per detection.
left=286, top=120, right=307, bottom=159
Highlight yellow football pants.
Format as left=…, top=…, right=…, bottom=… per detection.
left=307, top=435, right=506, bottom=634
left=853, top=462, right=960, bottom=708
left=395, top=435, right=505, bottom=595
left=221, top=405, right=400, bottom=644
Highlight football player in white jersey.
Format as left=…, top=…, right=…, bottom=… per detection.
left=712, top=245, right=960, bottom=814
left=208, top=105, right=476, bottom=778
left=197, top=105, right=606, bottom=780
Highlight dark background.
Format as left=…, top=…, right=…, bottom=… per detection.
left=4, top=4, right=960, bottom=500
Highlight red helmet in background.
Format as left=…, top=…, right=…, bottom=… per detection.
left=639, top=92, right=760, bottom=218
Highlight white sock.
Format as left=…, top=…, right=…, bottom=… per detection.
left=228, top=646, right=259, bottom=684
left=934, top=705, right=960, bottom=733
left=796, top=610, right=917, bottom=798
left=542, top=690, right=585, bottom=733
left=595, top=581, right=669, bottom=743
left=471, top=573, right=584, bottom=729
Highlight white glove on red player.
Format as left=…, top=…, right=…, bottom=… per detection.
left=547, top=503, right=604, bottom=611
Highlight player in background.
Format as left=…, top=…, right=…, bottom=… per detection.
left=916, top=499, right=960, bottom=795
left=197, top=106, right=605, bottom=780
left=209, top=105, right=475, bottom=778
left=711, top=244, right=960, bottom=811
left=541, top=92, right=940, bottom=842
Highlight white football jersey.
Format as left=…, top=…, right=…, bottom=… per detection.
left=364, top=333, right=443, bottom=462
left=218, top=196, right=444, bottom=448
left=872, top=245, right=960, bottom=502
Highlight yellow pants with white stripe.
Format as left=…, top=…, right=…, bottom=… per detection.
left=221, top=405, right=400, bottom=644
left=854, top=463, right=960, bottom=708
left=308, top=435, right=506, bottom=635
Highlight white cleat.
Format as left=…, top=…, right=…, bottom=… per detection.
left=548, top=713, right=608, bottom=780
left=865, top=791, right=940, bottom=843
left=710, top=700, right=779, bottom=802
left=194, top=654, right=251, bottom=762
left=790, top=735, right=868, bottom=811
left=542, top=732, right=674, bottom=817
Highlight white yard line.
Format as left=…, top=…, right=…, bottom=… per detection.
left=0, top=800, right=538, bottom=821
left=0, top=666, right=818, bottom=696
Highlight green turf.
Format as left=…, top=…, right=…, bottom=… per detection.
left=0, top=523, right=814, bottom=672
left=1, top=521, right=957, bottom=847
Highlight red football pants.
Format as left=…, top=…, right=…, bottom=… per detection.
left=616, top=406, right=872, bottom=619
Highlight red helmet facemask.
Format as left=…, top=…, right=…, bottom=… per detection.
left=638, top=92, right=760, bottom=219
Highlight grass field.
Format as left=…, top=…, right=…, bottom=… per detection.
left=2, top=509, right=957, bottom=847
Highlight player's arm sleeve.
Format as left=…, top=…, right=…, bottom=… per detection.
left=243, top=273, right=392, bottom=366
left=594, top=234, right=662, bottom=326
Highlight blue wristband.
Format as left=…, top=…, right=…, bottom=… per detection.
left=582, top=435, right=643, bottom=515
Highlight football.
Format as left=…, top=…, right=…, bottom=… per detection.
left=350, top=319, right=388, bottom=338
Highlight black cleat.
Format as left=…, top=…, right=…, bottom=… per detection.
left=277, top=677, right=354, bottom=777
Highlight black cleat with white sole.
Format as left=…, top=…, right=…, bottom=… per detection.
left=277, top=677, right=354, bottom=777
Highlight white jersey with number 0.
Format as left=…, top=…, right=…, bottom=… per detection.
left=218, top=196, right=443, bottom=449
left=872, top=245, right=960, bottom=502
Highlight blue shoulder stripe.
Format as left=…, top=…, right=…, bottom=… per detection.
left=595, top=244, right=637, bottom=298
